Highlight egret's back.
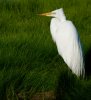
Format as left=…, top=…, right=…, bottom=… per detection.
left=50, top=19, right=85, bottom=77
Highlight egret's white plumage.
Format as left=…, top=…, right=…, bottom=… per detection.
left=39, top=8, right=85, bottom=77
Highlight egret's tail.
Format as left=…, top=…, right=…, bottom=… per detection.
left=71, top=56, right=85, bottom=78
left=67, top=42, right=85, bottom=78
left=65, top=53, right=85, bottom=78
left=58, top=39, right=85, bottom=78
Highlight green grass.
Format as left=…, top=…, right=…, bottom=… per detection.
left=0, top=0, right=91, bottom=99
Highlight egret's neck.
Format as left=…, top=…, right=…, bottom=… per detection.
left=58, top=12, right=66, bottom=22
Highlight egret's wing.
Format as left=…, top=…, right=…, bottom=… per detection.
left=55, top=21, right=85, bottom=77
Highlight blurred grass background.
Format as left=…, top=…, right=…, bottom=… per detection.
left=0, top=0, right=91, bottom=99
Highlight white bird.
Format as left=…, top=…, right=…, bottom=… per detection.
left=39, top=8, right=85, bottom=77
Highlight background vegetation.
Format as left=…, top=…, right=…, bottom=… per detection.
left=0, top=0, right=91, bottom=99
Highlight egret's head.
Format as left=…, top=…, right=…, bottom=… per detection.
left=39, top=8, right=66, bottom=20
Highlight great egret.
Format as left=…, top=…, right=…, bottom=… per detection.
left=39, top=8, right=85, bottom=77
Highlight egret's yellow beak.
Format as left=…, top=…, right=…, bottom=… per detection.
left=38, top=12, right=52, bottom=16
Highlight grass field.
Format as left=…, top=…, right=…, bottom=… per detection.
left=0, top=0, right=91, bottom=99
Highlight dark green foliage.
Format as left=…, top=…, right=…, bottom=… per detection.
left=0, top=0, right=91, bottom=99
